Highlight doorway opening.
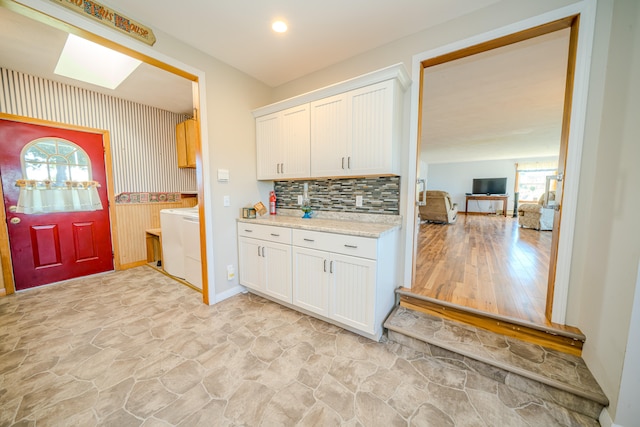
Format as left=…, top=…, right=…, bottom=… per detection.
left=407, top=16, right=580, bottom=328
left=0, top=3, right=210, bottom=302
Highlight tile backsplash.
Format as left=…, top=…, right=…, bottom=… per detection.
left=274, top=176, right=400, bottom=215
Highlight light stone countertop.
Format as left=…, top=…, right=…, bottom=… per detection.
left=237, top=209, right=402, bottom=238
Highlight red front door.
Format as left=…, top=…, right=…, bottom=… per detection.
left=0, top=118, right=114, bottom=290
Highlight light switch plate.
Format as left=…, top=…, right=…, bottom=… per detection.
left=223, top=195, right=230, bottom=206
left=217, top=169, right=230, bottom=181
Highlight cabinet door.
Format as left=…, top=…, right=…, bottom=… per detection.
left=238, top=237, right=264, bottom=292
left=348, top=80, right=395, bottom=175
left=310, top=93, right=348, bottom=177
left=255, top=113, right=281, bottom=179
left=280, top=104, right=310, bottom=179
left=176, top=119, right=197, bottom=168
left=329, top=253, right=376, bottom=334
left=292, top=247, right=329, bottom=317
left=263, top=241, right=292, bottom=303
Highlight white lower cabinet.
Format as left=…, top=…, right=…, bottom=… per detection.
left=292, top=247, right=329, bottom=317
left=328, top=253, right=376, bottom=334
left=238, top=222, right=398, bottom=340
left=237, top=224, right=292, bottom=304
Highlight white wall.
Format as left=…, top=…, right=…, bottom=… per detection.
left=427, top=159, right=515, bottom=214
left=568, top=0, right=640, bottom=423
left=270, top=0, right=639, bottom=420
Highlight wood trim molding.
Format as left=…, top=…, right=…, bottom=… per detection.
left=414, top=15, right=581, bottom=324
left=0, top=178, right=15, bottom=295
left=0, top=112, right=119, bottom=291
left=399, top=294, right=584, bottom=356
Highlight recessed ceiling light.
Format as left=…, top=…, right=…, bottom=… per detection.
left=55, top=34, right=142, bottom=90
left=272, top=20, right=288, bottom=33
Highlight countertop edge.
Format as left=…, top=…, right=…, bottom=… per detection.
left=236, top=216, right=402, bottom=238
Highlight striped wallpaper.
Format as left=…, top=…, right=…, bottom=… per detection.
left=0, top=68, right=196, bottom=194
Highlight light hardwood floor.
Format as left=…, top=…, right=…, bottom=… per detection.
left=411, top=213, right=552, bottom=325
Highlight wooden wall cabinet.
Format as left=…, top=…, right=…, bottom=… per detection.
left=176, top=119, right=198, bottom=169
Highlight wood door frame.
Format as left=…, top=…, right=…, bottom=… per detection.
left=403, top=1, right=597, bottom=325
left=0, top=113, right=119, bottom=294
left=0, top=1, right=212, bottom=305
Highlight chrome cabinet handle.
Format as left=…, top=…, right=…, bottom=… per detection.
left=344, top=244, right=358, bottom=249
left=257, top=246, right=261, bottom=256
left=323, top=259, right=327, bottom=272
left=341, top=157, right=345, bottom=169
left=281, top=163, right=284, bottom=174
left=271, top=233, right=280, bottom=237
left=245, top=229, right=253, bottom=232
left=348, top=156, right=351, bottom=169
left=262, top=247, right=265, bottom=257
left=330, top=261, right=334, bottom=274
left=303, top=238, right=315, bottom=242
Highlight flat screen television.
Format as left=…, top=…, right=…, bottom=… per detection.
left=472, top=177, right=507, bottom=195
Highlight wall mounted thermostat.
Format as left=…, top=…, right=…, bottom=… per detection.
left=217, top=169, right=230, bottom=182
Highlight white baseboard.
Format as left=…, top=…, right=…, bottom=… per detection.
left=600, top=408, right=623, bottom=427
left=214, top=285, right=245, bottom=303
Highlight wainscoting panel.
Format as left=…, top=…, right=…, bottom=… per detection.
left=115, top=198, right=197, bottom=268
left=0, top=68, right=196, bottom=194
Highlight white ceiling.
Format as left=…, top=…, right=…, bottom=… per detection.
left=100, top=0, right=501, bottom=88
left=421, top=29, right=570, bottom=164
left=0, top=1, right=568, bottom=163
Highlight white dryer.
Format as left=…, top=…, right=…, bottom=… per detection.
left=160, top=207, right=202, bottom=289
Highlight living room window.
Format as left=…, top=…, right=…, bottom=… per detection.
left=516, top=161, right=558, bottom=202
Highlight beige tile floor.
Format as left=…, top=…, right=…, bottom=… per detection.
left=0, top=267, right=596, bottom=426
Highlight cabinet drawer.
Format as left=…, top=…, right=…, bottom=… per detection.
left=237, top=223, right=292, bottom=244
left=292, top=229, right=377, bottom=259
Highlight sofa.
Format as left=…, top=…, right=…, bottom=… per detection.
left=419, top=190, right=458, bottom=224
left=517, top=191, right=556, bottom=230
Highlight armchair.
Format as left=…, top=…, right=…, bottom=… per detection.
left=419, top=190, right=458, bottom=224
left=517, top=191, right=556, bottom=230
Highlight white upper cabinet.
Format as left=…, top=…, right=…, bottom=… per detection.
left=309, top=93, right=348, bottom=177
left=311, top=79, right=401, bottom=178
left=256, top=103, right=310, bottom=180
left=253, top=63, right=409, bottom=181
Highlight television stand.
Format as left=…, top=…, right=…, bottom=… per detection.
left=465, top=194, right=508, bottom=217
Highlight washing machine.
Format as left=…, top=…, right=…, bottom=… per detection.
left=160, top=207, right=202, bottom=289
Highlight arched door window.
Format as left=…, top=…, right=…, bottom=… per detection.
left=22, top=138, right=92, bottom=182
left=15, top=138, right=103, bottom=214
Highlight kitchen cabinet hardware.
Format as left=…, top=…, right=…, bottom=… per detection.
left=245, top=229, right=253, bottom=232
left=262, top=247, right=265, bottom=257
left=257, top=246, right=261, bottom=256
left=323, top=259, right=327, bottom=272
left=344, top=244, right=358, bottom=249
left=330, top=260, right=334, bottom=274
left=271, top=233, right=280, bottom=237
left=303, top=238, right=315, bottom=242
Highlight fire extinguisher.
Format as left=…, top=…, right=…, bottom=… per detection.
left=269, top=191, right=277, bottom=215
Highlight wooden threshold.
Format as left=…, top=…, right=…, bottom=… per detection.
left=398, top=288, right=585, bottom=356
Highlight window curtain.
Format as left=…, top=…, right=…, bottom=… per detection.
left=15, top=180, right=103, bottom=214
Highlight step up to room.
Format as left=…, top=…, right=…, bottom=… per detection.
left=384, top=305, right=609, bottom=423
left=397, top=289, right=586, bottom=356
